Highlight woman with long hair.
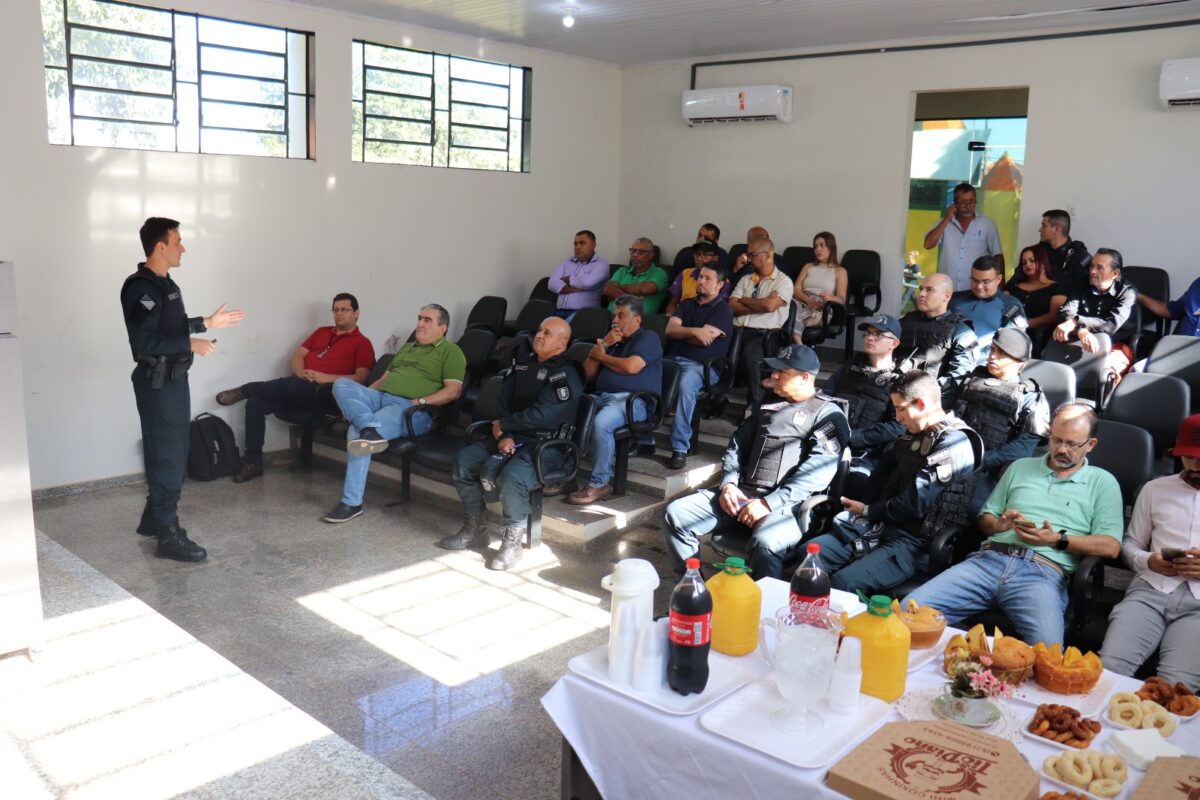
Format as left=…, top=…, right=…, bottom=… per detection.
left=791, top=231, right=847, bottom=343
left=1007, top=245, right=1067, bottom=329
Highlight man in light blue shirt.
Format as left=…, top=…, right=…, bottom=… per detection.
left=924, top=183, right=1004, bottom=292
left=949, top=255, right=1027, bottom=365
left=548, top=229, right=609, bottom=315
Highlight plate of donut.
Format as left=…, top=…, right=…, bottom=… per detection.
left=1023, top=704, right=1103, bottom=750
left=1133, top=676, right=1200, bottom=722
left=1041, top=748, right=1132, bottom=800
left=1105, top=691, right=1180, bottom=739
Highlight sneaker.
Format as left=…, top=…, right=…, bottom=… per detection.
left=216, top=387, right=245, bottom=406
left=565, top=483, right=613, bottom=505
left=232, top=463, right=263, bottom=483
left=323, top=502, right=364, bottom=523
left=348, top=427, right=389, bottom=455
left=636, top=443, right=656, bottom=457
left=668, top=451, right=687, bottom=470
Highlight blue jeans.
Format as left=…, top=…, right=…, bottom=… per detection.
left=332, top=378, right=433, bottom=506
left=588, top=392, right=648, bottom=488
left=667, top=357, right=716, bottom=454
left=904, top=549, right=1069, bottom=646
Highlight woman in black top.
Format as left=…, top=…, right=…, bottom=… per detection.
left=1007, top=245, right=1068, bottom=354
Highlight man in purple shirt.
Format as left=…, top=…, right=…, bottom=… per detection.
left=548, top=230, right=609, bottom=317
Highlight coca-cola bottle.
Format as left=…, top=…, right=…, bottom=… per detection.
left=790, top=542, right=830, bottom=609
left=667, top=558, right=712, bottom=695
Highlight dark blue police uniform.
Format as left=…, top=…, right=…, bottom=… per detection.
left=121, top=263, right=205, bottom=539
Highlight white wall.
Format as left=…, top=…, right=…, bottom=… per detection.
left=619, top=26, right=1200, bottom=309
left=0, top=0, right=622, bottom=489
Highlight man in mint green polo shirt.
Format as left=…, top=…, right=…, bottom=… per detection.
left=323, top=303, right=467, bottom=523
left=604, top=237, right=670, bottom=315
left=905, top=403, right=1123, bottom=645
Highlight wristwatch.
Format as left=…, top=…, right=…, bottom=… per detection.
left=417, top=397, right=427, bottom=406
left=1055, top=530, right=1070, bottom=551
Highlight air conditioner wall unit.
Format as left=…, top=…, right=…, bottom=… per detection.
left=682, top=85, right=793, bottom=126
left=1160, top=58, right=1200, bottom=109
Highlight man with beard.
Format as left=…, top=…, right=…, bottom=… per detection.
left=904, top=403, right=1123, bottom=647
left=1100, top=415, right=1200, bottom=689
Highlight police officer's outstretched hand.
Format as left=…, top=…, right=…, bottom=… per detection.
left=204, top=302, right=245, bottom=330
left=191, top=337, right=216, bottom=357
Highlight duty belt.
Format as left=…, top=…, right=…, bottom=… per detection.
left=980, top=540, right=1065, bottom=577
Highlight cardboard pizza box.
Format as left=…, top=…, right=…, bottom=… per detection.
left=825, top=720, right=1038, bottom=800
left=1129, top=756, right=1200, bottom=800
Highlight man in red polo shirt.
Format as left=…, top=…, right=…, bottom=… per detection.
left=216, top=293, right=376, bottom=482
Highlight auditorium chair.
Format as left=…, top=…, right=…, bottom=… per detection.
left=609, top=360, right=681, bottom=497
left=464, top=295, right=507, bottom=337
left=839, top=249, right=882, bottom=360
left=1146, top=335, right=1200, bottom=414
left=781, top=245, right=815, bottom=282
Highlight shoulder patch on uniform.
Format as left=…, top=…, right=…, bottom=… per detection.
left=813, top=421, right=843, bottom=454
left=935, top=462, right=955, bottom=483
left=140, top=295, right=156, bottom=311
left=549, top=370, right=573, bottom=402
left=792, top=409, right=811, bottom=428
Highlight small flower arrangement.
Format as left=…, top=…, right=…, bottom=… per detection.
left=947, top=653, right=1014, bottom=700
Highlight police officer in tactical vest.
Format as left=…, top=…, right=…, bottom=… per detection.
left=663, top=345, right=850, bottom=580
left=822, top=313, right=905, bottom=494
left=442, top=316, right=583, bottom=571
left=807, top=370, right=984, bottom=595
left=120, top=217, right=244, bottom=562
left=899, top=273, right=978, bottom=403
left=933, top=328, right=1050, bottom=531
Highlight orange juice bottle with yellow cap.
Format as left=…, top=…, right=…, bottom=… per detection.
left=843, top=594, right=910, bottom=702
left=705, top=557, right=761, bottom=656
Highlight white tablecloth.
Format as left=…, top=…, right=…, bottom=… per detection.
left=541, top=578, right=1200, bottom=800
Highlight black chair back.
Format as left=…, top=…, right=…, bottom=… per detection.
left=672, top=246, right=694, bottom=273
left=1122, top=266, right=1172, bottom=340
left=1021, top=359, right=1076, bottom=411
left=1102, top=372, right=1191, bottom=459
left=512, top=299, right=555, bottom=335
left=1090, top=419, right=1155, bottom=509
left=840, top=249, right=883, bottom=359
left=643, top=314, right=669, bottom=347
left=574, top=394, right=599, bottom=458
left=366, top=353, right=394, bottom=385
left=660, top=358, right=683, bottom=413
left=529, top=276, right=557, bottom=304
left=457, top=328, right=497, bottom=414
left=781, top=246, right=815, bottom=282
left=472, top=374, right=505, bottom=421
left=570, top=307, right=611, bottom=343
left=465, top=296, right=507, bottom=336
left=1146, top=335, right=1200, bottom=413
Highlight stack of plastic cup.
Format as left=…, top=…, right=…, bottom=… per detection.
left=826, top=636, right=863, bottom=715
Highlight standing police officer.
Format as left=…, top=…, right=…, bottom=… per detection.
left=663, top=345, right=850, bottom=581
left=121, top=217, right=244, bottom=562
left=441, top=316, right=582, bottom=571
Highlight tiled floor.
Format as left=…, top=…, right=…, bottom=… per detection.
left=29, top=460, right=683, bottom=799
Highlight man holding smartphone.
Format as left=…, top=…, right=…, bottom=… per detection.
left=1100, top=415, right=1200, bottom=688
left=904, top=403, right=1123, bottom=646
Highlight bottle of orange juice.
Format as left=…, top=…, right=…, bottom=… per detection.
left=843, top=594, right=910, bottom=701
left=705, top=557, right=761, bottom=656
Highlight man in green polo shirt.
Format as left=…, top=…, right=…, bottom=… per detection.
left=323, top=303, right=467, bottom=523
left=605, top=237, right=670, bottom=314
left=904, top=403, right=1123, bottom=645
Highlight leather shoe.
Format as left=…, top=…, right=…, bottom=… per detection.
left=565, top=483, right=613, bottom=505
left=216, top=387, right=245, bottom=406
left=155, top=524, right=207, bottom=562
left=233, top=463, right=263, bottom=483
left=542, top=479, right=578, bottom=498
left=668, top=451, right=687, bottom=470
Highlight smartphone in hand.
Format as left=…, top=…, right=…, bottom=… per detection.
left=1161, top=547, right=1187, bottom=561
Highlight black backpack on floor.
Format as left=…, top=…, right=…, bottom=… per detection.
left=187, top=412, right=241, bottom=481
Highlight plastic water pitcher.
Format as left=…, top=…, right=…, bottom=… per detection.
left=706, top=557, right=761, bottom=656
left=602, top=559, right=659, bottom=681
left=842, top=594, right=910, bottom=702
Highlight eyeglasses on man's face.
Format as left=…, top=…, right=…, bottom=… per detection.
left=1048, top=435, right=1090, bottom=450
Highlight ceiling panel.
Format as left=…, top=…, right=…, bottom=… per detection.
left=292, top=0, right=1200, bottom=64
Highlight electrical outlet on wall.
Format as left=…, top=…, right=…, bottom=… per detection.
left=1067, top=204, right=1078, bottom=220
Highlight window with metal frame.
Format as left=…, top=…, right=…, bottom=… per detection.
left=41, top=0, right=314, bottom=159
left=352, top=39, right=530, bottom=172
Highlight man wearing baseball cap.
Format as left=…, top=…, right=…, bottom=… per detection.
left=662, top=345, right=849, bottom=580
left=822, top=313, right=905, bottom=492
left=1100, top=415, right=1200, bottom=688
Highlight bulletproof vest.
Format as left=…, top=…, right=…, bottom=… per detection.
left=508, top=352, right=579, bottom=439
left=899, top=312, right=962, bottom=377
left=888, top=414, right=984, bottom=535
left=741, top=394, right=848, bottom=492
left=955, top=375, right=1032, bottom=451
left=828, top=356, right=899, bottom=428
left=121, top=268, right=189, bottom=362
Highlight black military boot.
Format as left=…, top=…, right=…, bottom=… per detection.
left=136, top=499, right=156, bottom=537
left=487, top=525, right=526, bottom=571
left=435, top=513, right=490, bottom=550
left=155, top=523, right=207, bottom=562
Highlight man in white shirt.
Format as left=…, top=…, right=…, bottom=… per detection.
left=923, top=183, right=1004, bottom=292
left=1100, top=415, right=1200, bottom=689
left=729, top=237, right=793, bottom=411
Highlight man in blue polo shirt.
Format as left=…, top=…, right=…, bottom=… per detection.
left=905, top=403, right=1123, bottom=646
left=566, top=295, right=663, bottom=505
left=664, top=262, right=734, bottom=469
left=949, top=255, right=1027, bottom=366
